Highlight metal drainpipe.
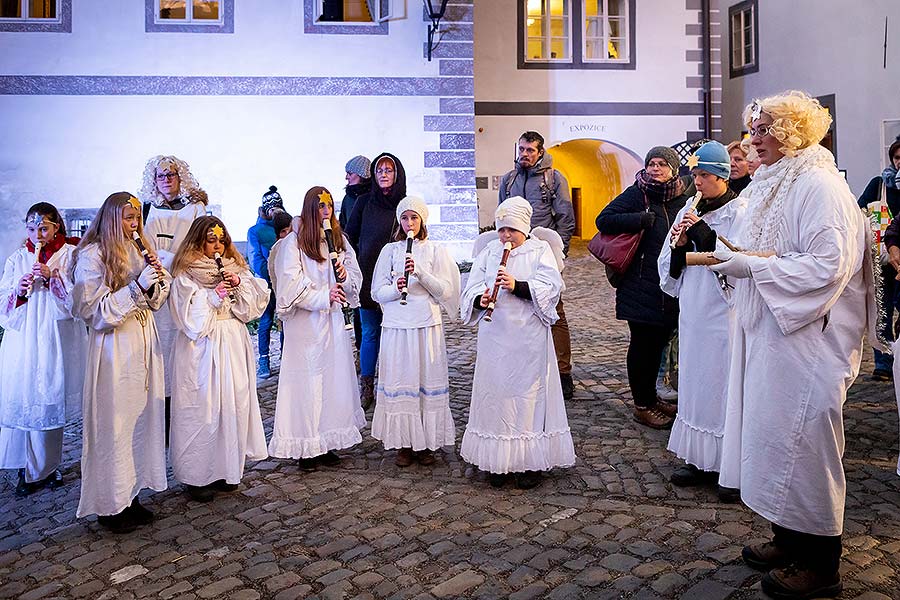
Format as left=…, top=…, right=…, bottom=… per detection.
left=700, top=0, right=712, bottom=139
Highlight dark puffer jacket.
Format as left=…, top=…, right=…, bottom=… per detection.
left=345, top=152, right=407, bottom=310
left=595, top=183, right=690, bottom=327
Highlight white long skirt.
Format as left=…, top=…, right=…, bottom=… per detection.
left=268, top=310, right=365, bottom=459
left=0, top=427, right=63, bottom=482
left=170, top=319, right=268, bottom=486
left=371, top=325, right=455, bottom=451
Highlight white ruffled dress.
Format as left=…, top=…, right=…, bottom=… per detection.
left=370, top=238, right=460, bottom=451
left=459, top=237, right=576, bottom=474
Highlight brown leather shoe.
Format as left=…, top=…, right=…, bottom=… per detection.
left=633, top=406, right=674, bottom=429
left=360, top=376, right=375, bottom=411
left=416, top=449, right=436, bottom=465
left=655, top=399, right=677, bottom=418
left=761, top=565, right=841, bottom=599
left=741, top=542, right=791, bottom=571
left=395, top=448, right=414, bottom=467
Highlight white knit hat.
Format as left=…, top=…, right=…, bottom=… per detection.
left=396, top=195, right=429, bottom=223
left=495, top=196, right=532, bottom=234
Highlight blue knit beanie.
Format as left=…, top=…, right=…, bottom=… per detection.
left=690, top=141, right=731, bottom=180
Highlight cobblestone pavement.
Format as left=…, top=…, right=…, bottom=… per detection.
left=2, top=240, right=900, bottom=600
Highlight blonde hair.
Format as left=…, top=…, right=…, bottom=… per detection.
left=742, top=90, right=832, bottom=157
left=171, top=215, right=248, bottom=276
left=72, top=192, right=150, bottom=291
left=726, top=140, right=747, bottom=155
left=139, top=155, right=207, bottom=205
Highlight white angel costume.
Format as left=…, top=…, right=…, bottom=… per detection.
left=715, top=145, right=872, bottom=536
left=72, top=244, right=171, bottom=517
left=168, top=257, right=270, bottom=487
left=657, top=194, right=745, bottom=472
left=0, top=240, right=86, bottom=483
left=268, top=231, right=366, bottom=458
left=144, top=199, right=207, bottom=395
left=460, top=236, right=576, bottom=474
left=370, top=237, right=460, bottom=451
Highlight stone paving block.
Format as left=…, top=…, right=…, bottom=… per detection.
left=430, top=570, right=484, bottom=597
left=678, top=579, right=735, bottom=600
left=196, top=576, right=242, bottom=598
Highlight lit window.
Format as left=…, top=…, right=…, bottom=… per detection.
left=583, top=0, right=628, bottom=62
left=157, top=0, right=222, bottom=24
left=0, top=0, right=58, bottom=20
left=525, top=0, right=571, bottom=62
left=315, top=0, right=385, bottom=23
left=728, top=0, right=758, bottom=77
left=303, top=0, right=390, bottom=35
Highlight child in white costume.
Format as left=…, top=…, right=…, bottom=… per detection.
left=268, top=186, right=366, bottom=471
left=370, top=196, right=460, bottom=467
left=460, top=196, right=576, bottom=489
left=168, top=216, right=270, bottom=503
left=71, top=192, right=171, bottom=534
left=0, top=203, right=86, bottom=496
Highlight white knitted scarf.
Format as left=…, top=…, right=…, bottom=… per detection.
left=735, top=144, right=839, bottom=329
left=185, top=255, right=241, bottom=288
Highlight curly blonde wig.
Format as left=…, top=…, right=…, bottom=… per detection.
left=742, top=90, right=832, bottom=157
left=138, top=155, right=206, bottom=206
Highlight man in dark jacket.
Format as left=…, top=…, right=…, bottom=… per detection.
left=499, top=131, right=576, bottom=400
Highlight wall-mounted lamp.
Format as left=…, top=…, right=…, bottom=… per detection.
left=425, top=0, right=450, bottom=61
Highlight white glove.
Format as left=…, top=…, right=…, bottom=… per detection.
left=137, top=264, right=160, bottom=291
left=708, top=248, right=760, bottom=279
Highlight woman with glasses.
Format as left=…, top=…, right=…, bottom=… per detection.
left=595, top=147, right=692, bottom=430
left=710, top=91, right=872, bottom=599
left=345, top=152, right=407, bottom=410
left=138, top=155, right=209, bottom=429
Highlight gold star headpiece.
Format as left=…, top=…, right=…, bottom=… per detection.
left=127, top=195, right=142, bottom=211
left=686, top=154, right=700, bottom=169
left=208, top=224, right=225, bottom=241
left=318, top=190, right=333, bottom=206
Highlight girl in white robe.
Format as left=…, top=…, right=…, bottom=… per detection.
left=168, top=216, right=270, bottom=502
left=268, top=186, right=365, bottom=470
left=370, top=196, right=460, bottom=466
left=0, top=203, right=86, bottom=496
left=656, top=142, right=745, bottom=498
left=460, top=197, right=576, bottom=490
left=72, top=192, right=171, bottom=534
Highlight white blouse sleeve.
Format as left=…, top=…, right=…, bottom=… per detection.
left=72, top=249, right=151, bottom=332
left=231, top=269, right=271, bottom=323
left=371, top=243, right=402, bottom=306
left=273, top=232, right=331, bottom=317
left=526, top=242, right=563, bottom=327
left=460, top=246, right=491, bottom=325
left=418, top=243, right=460, bottom=321
left=169, top=273, right=219, bottom=341
left=340, top=234, right=363, bottom=309
left=0, top=253, right=25, bottom=331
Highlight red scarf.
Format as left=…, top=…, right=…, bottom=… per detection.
left=16, top=233, right=80, bottom=307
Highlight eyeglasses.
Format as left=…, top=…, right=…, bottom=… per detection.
left=647, top=160, right=671, bottom=169
left=375, top=168, right=395, bottom=175
left=749, top=125, right=773, bottom=139
left=155, top=172, right=178, bottom=181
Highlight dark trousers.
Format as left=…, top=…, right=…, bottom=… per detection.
left=873, top=263, right=898, bottom=372
left=257, top=289, right=283, bottom=359
left=626, top=321, right=676, bottom=409
left=772, top=523, right=842, bottom=575
left=551, top=297, right=572, bottom=375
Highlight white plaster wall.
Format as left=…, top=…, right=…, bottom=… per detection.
left=474, top=114, right=698, bottom=226
left=0, top=1, right=435, bottom=77
left=475, top=0, right=699, bottom=103
left=718, top=0, right=900, bottom=197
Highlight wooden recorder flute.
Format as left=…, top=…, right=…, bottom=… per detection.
left=25, top=241, right=43, bottom=298
left=670, top=190, right=704, bottom=249
left=483, top=241, right=513, bottom=322
left=322, top=218, right=354, bottom=331
left=213, top=252, right=236, bottom=302
left=399, top=230, right=414, bottom=305
left=132, top=231, right=165, bottom=290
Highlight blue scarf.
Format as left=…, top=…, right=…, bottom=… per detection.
left=883, top=165, right=899, bottom=190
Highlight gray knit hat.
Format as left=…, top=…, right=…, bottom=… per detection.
left=345, top=155, right=371, bottom=178
left=644, top=146, right=681, bottom=174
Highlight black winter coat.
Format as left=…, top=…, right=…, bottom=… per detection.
left=595, top=183, right=689, bottom=327
left=345, top=152, right=407, bottom=310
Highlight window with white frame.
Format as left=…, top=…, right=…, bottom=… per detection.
left=519, top=0, right=634, bottom=70
left=156, top=0, right=222, bottom=24
left=314, top=0, right=390, bottom=23
left=0, top=0, right=59, bottom=20
left=728, top=0, right=758, bottom=77
left=525, top=0, right=571, bottom=62
left=583, top=0, right=629, bottom=62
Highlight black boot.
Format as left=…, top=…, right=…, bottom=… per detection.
left=515, top=471, right=543, bottom=489
left=14, top=469, right=32, bottom=497
left=185, top=484, right=215, bottom=503
left=98, top=510, right=138, bottom=534
left=560, top=373, right=575, bottom=401
left=126, top=497, right=155, bottom=525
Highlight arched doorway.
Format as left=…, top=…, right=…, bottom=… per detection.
left=546, top=139, right=643, bottom=239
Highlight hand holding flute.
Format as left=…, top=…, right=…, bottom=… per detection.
left=25, top=241, right=44, bottom=297
left=399, top=230, right=414, bottom=305
left=132, top=231, right=166, bottom=291
left=482, top=241, right=513, bottom=322
left=670, top=190, right=704, bottom=249
left=322, top=218, right=354, bottom=331
left=214, top=252, right=237, bottom=302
